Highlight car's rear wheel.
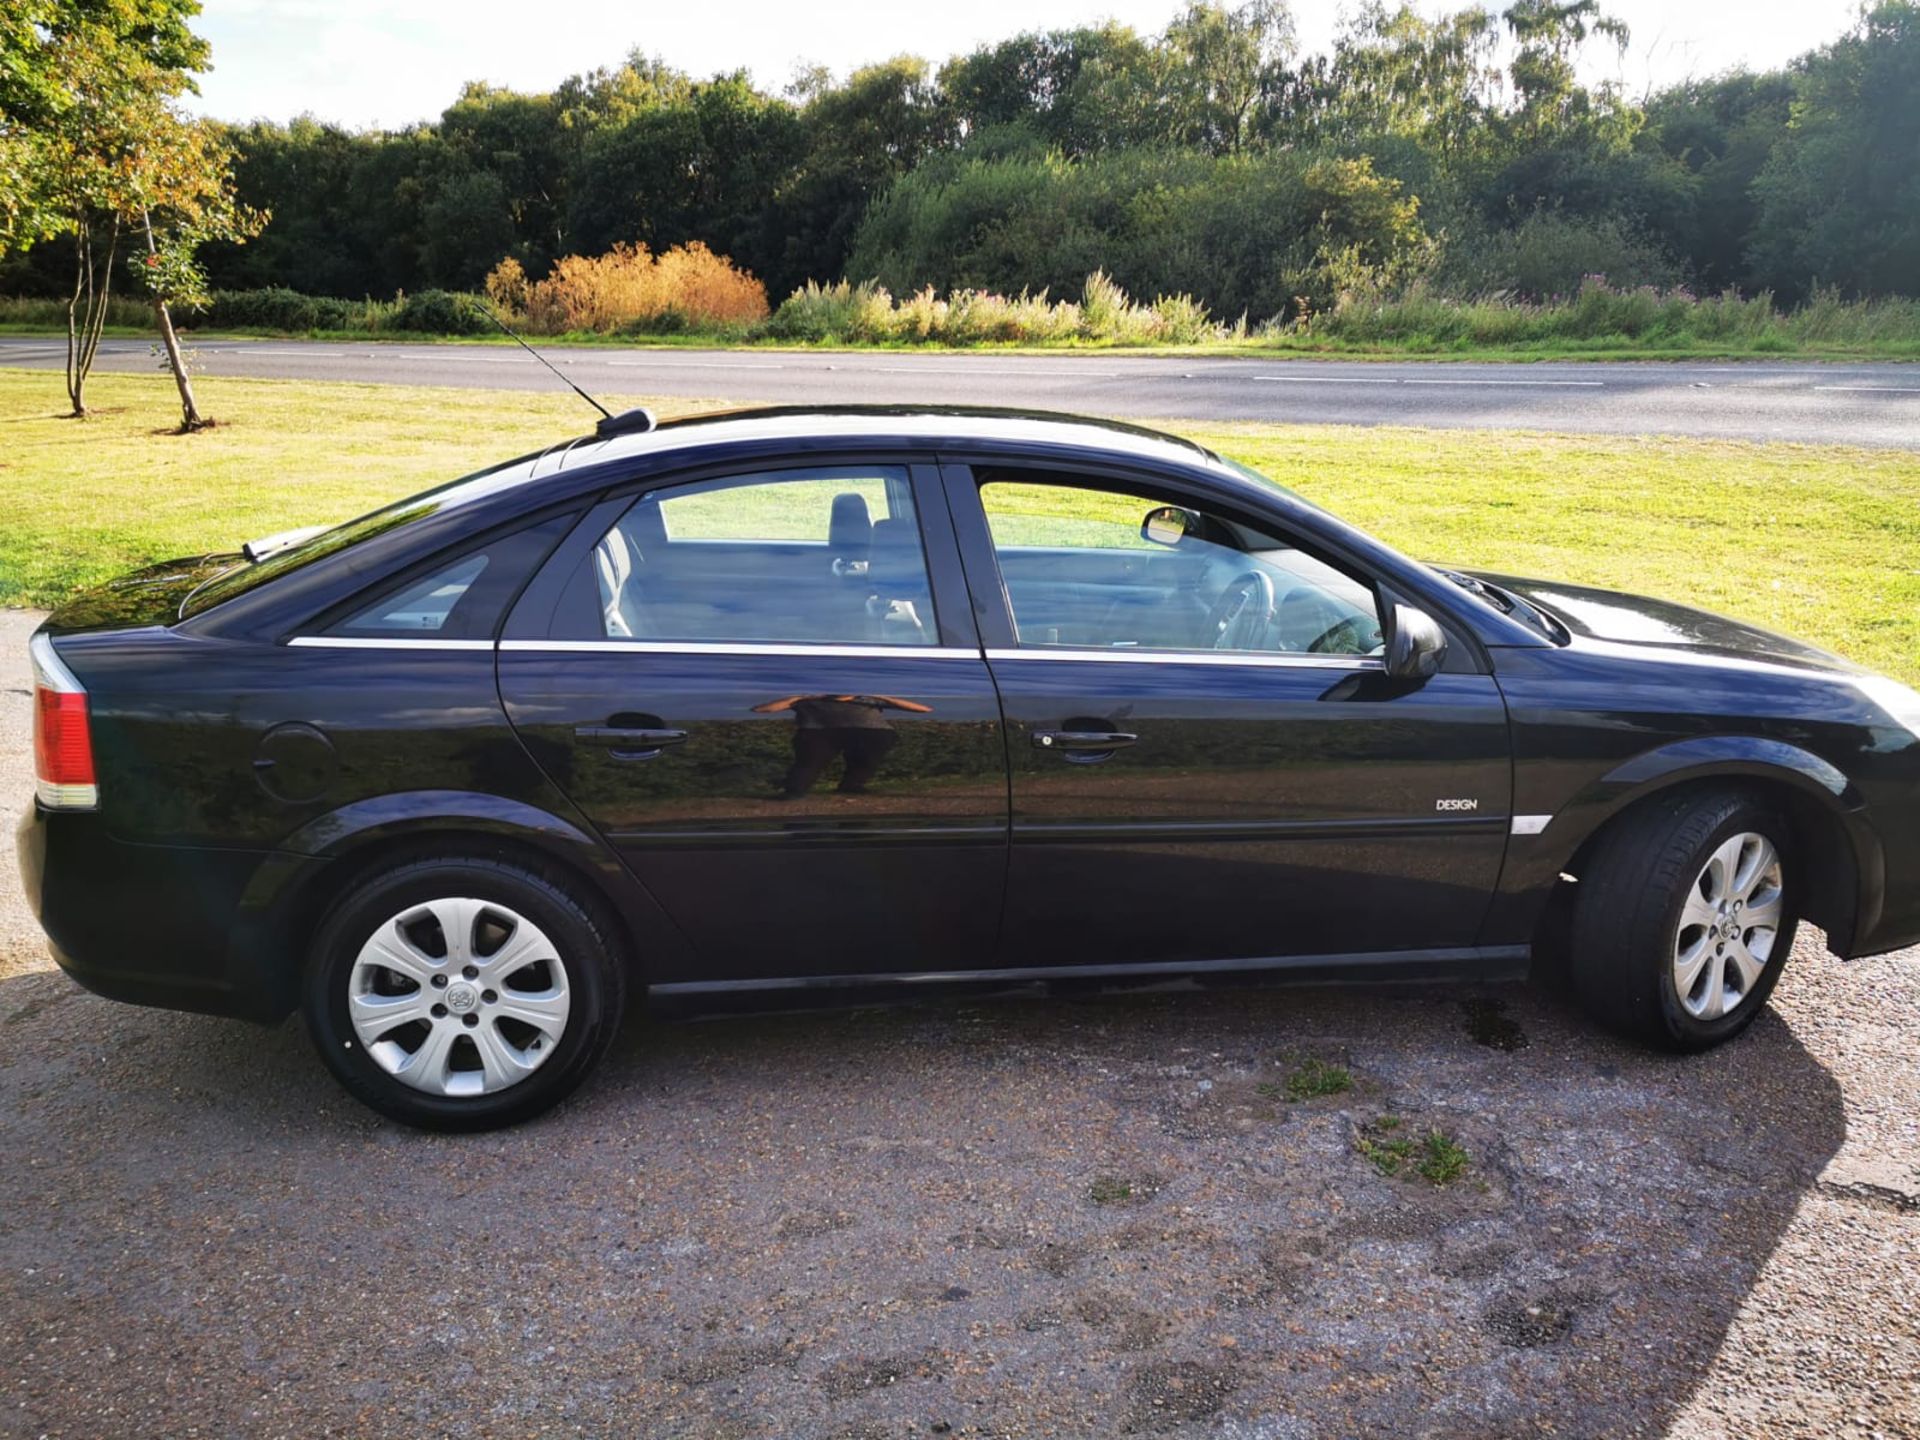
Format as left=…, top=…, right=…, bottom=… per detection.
left=1569, top=788, right=1797, bottom=1051
left=304, top=856, right=626, bottom=1130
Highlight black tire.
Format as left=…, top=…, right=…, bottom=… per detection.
left=1570, top=787, right=1798, bottom=1052
left=303, top=855, right=627, bottom=1131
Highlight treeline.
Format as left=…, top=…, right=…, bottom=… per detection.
left=4, top=0, right=1915, bottom=324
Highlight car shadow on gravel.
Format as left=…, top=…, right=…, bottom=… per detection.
left=0, top=967, right=1844, bottom=1439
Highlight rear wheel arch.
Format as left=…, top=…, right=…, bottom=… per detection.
left=236, top=806, right=686, bottom=1014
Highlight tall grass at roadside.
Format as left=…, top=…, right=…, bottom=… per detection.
left=1289, top=280, right=1920, bottom=356
left=762, top=272, right=1234, bottom=346
left=8, top=271, right=1918, bottom=358
left=0, top=294, right=150, bottom=329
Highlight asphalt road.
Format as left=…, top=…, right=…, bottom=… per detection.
left=2, top=609, right=1917, bottom=1438
left=3, top=336, right=1917, bottom=446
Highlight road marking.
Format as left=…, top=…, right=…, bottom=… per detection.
left=606, top=359, right=789, bottom=370
left=243, top=348, right=345, bottom=356
left=1401, top=378, right=1604, bottom=387
left=1253, top=374, right=1399, bottom=383
left=1813, top=385, right=1920, bottom=394
left=863, top=363, right=1124, bottom=377
left=1253, top=375, right=1603, bottom=388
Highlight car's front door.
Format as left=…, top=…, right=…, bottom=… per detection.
left=498, top=459, right=1009, bottom=985
left=942, top=461, right=1513, bottom=971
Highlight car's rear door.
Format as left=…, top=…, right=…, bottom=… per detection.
left=498, top=458, right=1009, bottom=986
left=941, top=458, right=1514, bottom=972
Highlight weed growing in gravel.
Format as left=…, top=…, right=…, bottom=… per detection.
left=1089, top=1175, right=1135, bottom=1205
left=1357, top=1117, right=1471, bottom=1185
left=1283, top=1059, right=1354, bottom=1101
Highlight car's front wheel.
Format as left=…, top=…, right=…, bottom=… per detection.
left=304, top=856, right=626, bottom=1130
left=1570, top=788, right=1797, bottom=1051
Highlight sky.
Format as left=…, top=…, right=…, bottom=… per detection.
left=182, top=0, right=1867, bottom=131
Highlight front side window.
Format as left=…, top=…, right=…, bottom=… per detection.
left=589, top=466, right=937, bottom=646
left=980, top=474, right=1383, bottom=658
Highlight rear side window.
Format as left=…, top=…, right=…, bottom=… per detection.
left=321, top=511, right=577, bottom=641
left=565, top=466, right=938, bottom=646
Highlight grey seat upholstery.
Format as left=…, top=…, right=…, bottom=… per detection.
left=865, top=518, right=932, bottom=644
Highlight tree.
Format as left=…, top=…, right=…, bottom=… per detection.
left=1, top=0, right=261, bottom=423
left=1156, top=1, right=1297, bottom=154
left=1747, top=1, right=1920, bottom=301
left=124, top=114, right=263, bottom=428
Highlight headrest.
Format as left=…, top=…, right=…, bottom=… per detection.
left=828, top=492, right=872, bottom=555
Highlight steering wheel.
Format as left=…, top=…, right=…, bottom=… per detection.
left=1204, top=570, right=1278, bottom=650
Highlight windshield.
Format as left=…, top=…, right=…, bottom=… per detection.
left=179, top=450, right=549, bottom=618
left=1220, top=456, right=1321, bottom=511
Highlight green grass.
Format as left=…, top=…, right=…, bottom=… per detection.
left=1357, top=1117, right=1472, bottom=1185
left=1282, top=1059, right=1355, bottom=1102
left=3, top=368, right=1918, bottom=686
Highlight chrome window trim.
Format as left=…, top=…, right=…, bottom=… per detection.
left=499, top=640, right=982, bottom=660
left=287, top=637, right=496, bottom=651
left=982, top=646, right=1384, bottom=672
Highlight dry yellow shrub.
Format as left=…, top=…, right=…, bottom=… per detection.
left=483, top=256, right=529, bottom=314
left=516, top=241, right=768, bottom=334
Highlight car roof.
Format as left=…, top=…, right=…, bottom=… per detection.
left=525, top=404, right=1221, bottom=480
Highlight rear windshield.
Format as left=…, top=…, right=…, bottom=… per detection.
left=180, top=452, right=547, bottom=618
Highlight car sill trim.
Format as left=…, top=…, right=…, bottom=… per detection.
left=650, top=946, right=1531, bottom=996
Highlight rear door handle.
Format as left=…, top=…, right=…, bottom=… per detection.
left=1032, top=729, right=1138, bottom=760
left=574, top=726, right=689, bottom=760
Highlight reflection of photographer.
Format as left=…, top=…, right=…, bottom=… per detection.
left=751, top=693, right=934, bottom=798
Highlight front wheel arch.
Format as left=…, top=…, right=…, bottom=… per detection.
left=1537, top=772, right=1863, bottom=969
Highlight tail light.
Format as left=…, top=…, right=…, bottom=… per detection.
left=30, top=633, right=96, bottom=810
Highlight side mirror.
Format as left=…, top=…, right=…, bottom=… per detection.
left=1386, top=604, right=1447, bottom=681
left=1141, top=505, right=1198, bottom=547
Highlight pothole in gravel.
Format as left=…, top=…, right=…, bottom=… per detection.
left=1089, top=1171, right=1166, bottom=1207
left=774, top=1208, right=855, bottom=1240
left=1461, top=998, right=1530, bottom=1052
left=817, top=1348, right=951, bottom=1400
left=1071, top=1287, right=1171, bottom=1351
left=1122, top=1357, right=1240, bottom=1433
left=662, top=1337, right=802, bottom=1388
left=1480, top=1291, right=1584, bottom=1348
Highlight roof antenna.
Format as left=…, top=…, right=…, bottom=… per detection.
left=468, top=299, right=656, bottom=438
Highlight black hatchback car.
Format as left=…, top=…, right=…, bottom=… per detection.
left=20, top=406, right=1920, bottom=1128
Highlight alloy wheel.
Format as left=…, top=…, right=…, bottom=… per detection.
left=1673, top=832, right=1784, bottom=1020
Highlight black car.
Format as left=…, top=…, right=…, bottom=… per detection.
left=19, top=405, right=1920, bottom=1129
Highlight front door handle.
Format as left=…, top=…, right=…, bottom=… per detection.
left=1032, top=729, right=1138, bottom=761
left=574, top=725, right=689, bottom=760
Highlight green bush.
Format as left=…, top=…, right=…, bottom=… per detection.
left=203, top=288, right=358, bottom=331
left=1434, top=211, right=1683, bottom=301
left=390, top=289, right=490, bottom=335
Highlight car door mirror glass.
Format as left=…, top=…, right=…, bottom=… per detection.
left=1141, top=505, right=1198, bottom=547
left=1387, top=604, right=1448, bottom=680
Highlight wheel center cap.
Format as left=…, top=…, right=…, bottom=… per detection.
left=444, top=982, right=479, bottom=1014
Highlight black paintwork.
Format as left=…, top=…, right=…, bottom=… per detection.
left=18, top=405, right=1920, bottom=1022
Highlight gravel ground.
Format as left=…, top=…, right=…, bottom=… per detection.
left=2, top=607, right=1915, bottom=1439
